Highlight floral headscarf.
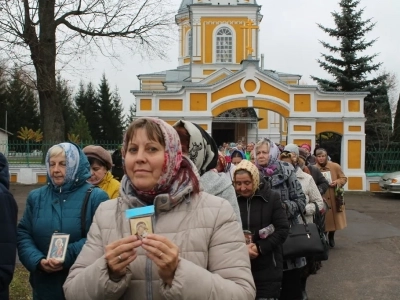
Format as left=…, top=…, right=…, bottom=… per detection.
left=46, top=142, right=80, bottom=187
left=254, top=138, right=280, bottom=176
left=234, top=160, right=260, bottom=195
left=122, top=117, right=194, bottom=204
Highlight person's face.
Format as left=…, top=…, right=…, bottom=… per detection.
left=234, top=172, right=254, bottom=198
left=250, top=154, right=255, bottom=164
left=137, top=225, right=146, bottom=235
left=256, top=144, right=270, bottom=166
left=237, top=145, right=243, bottom=151
left=290, top=153, right=298, bottom=164
left=301, top=147, right=310, bottom=156
left=49, top=153, right=66, bottom=186
left=88, top=161, right=107, bottom=184
left=246, top=144, right=253, bottom=152
left=317, top=153, right=327, bottom=165
left=124, top=128, right=165, bottom=192
left=231, top=156, right=243, bottom=166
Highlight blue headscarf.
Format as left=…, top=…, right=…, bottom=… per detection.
left=45, top=143, right=80, bottom=187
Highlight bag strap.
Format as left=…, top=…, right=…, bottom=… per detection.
left=81, top=186, right=95, bottom=238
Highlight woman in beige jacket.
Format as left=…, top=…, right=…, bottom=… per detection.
left=315, top=148, right=347, bottom=248
left=63, top=117, right=255, bottom=300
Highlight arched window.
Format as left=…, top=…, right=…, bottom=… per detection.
left=215, top=27, right=233, bottom=63
left=186, top=30, right=192, bottom=57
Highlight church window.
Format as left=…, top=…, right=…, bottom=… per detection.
left=215, top=27, right=233, bottom=63
left=186, top=30, right=192, bottom=57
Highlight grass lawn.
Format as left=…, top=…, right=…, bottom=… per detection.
left=9, top=264, right=32, bottom=300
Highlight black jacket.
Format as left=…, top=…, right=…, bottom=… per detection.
left=238, top=175, right=289, bottom=299
left=308, top=164, right=329, bottom=195
left=0, top=153, right=18, bottom=300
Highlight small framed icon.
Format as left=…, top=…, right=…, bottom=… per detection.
left=129, top=216, right=153, bottom=240
left=47, top=233, right=70, bottom=262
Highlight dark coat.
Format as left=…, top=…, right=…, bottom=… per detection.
left=308, top=164, right=329, bottom=195
left=17, top=145, right=109, bottom=300
left=0, top=153, right=18, bottom=300
left=238, top=176, right=289, bottom=299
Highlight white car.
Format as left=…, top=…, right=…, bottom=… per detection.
left=379, top=172, right=400, bottom=193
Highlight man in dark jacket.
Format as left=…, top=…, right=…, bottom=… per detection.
left=0, top=153, right=18, bottom=300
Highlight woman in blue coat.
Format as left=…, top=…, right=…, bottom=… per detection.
left=17, top=142, right=109, bottom=300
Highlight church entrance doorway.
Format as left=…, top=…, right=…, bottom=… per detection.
left=316, top=132, right=343, bottom=165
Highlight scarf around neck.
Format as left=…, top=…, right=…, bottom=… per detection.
left=174, top=120, right=218, bottom=176
left=123, top=117, right=195, bottom=204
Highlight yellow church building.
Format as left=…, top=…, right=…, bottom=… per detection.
left=131, top=0, right=369, bottom=191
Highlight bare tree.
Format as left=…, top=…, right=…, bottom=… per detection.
left=0, top=0, right=174, bottom=141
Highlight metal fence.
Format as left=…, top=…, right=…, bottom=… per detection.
left=365, top=149, right=400, bottom=173
left=1, top=140, right=121, bottom=166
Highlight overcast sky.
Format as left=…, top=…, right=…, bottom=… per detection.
left=64, top=0, right=400, bottom=114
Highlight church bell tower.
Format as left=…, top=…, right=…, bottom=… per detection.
left=176, top=0, right=262, bottom=82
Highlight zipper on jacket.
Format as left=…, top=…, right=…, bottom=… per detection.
left=246, top=198, right=251, bottom=231
left=272, top=252, right=277, bottom=267
left=145, top=205, right=159, bottom=300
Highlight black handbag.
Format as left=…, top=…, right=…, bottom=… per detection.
left=282, top=203, right=325, bottom=259
left=312, top=202, right=329, bottom=261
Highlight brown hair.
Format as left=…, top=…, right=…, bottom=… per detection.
left=123, top=118, right=200, bottom=195
left=123, top=119, right=165, bottom=155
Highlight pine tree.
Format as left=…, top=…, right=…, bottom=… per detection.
left=97, top=74, right=114, bottom=141
left=56, top=76, right=76, bottom=139
left=69, top=114, right=93, bottom=142
left=311, top=0, right=391, bottom=145
left=111, top=87, right=125, bottom=141
left=126, top=102, right=136, bottom=128
left=392, top=94, right=400, bottom=142
left=6, top=68, right=40, bottom=140
left=75, top=81, right=102, bottom=141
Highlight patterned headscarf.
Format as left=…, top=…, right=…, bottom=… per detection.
left=234, top=160, right=260, bottom=195
left=46, top=143, right=80, bottom=187
left=122, top=117, right=194, bottom=204
left=173, top=120, right=218, bottom=176
left=216, top=151, right=228, bottom=173
left=254, top=138, right=280, bottom=176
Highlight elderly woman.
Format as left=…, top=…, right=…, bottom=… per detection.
left=255, top=138, right=306, bottom=300
left=63, top=117, right=256, bottom=300
left=17, top=142, right=109, bottom=300
left=315, top=148, right=347, bottom=248
left=234, top=160, right=289, bottom=300
left=83, top=145, right=120, bottom=199
left=173, top=120, right=241, bottom=224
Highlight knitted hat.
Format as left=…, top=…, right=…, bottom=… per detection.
left=83, top=145, right=113, bottom=170
left=300, top=143, right=311, bottom=152
left=298, top=147, right=308, bottom=161
left=284, top=143, right=299, bottom=156
left=234, top=160, right=259, bottom=195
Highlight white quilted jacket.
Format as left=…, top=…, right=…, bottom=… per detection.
left=63, top=188, right=255, bottom=300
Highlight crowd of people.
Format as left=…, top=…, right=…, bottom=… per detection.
left=0, top=117, right=347, bottom=300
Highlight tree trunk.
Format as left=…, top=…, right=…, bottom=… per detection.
left=33, top=0, right=65, bottom=142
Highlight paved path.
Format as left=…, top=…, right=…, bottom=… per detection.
left=308, top=192, right=400, bottom=300
left=11, top=184, right=400, bottom=299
